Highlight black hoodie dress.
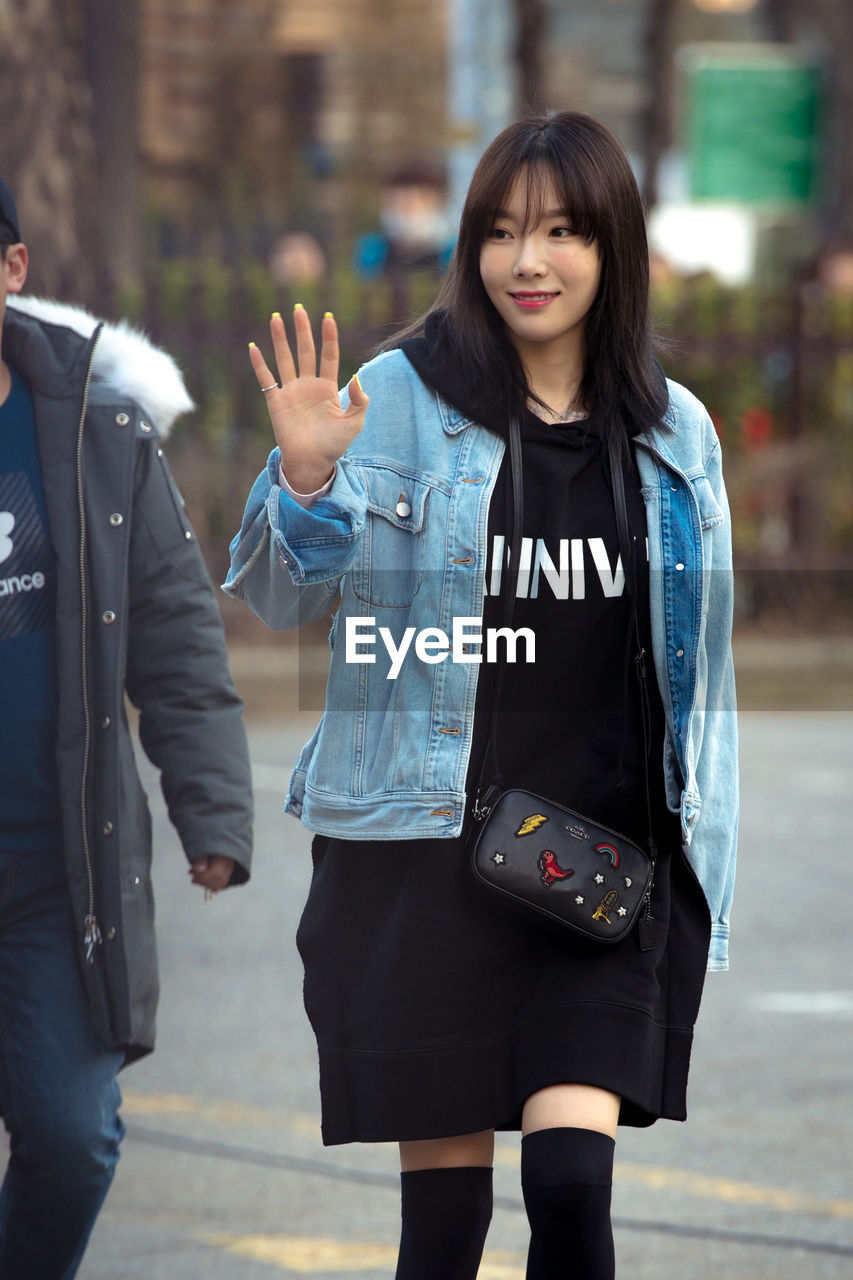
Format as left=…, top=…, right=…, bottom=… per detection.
left=295, top=318, right=711, bottom=1145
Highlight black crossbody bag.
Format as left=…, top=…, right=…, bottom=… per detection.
left=469, top=413, right=658, bottom=947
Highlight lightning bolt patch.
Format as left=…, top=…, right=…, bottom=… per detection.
left=516, top=813, right=548, bottom=837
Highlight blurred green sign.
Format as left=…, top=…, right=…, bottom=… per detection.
left=685, top=48, right=822, bottom=205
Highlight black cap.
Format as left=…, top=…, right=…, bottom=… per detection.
left=0, top=177, right=21, bottom=242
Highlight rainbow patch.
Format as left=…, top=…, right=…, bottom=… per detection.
left=595, top=843, right=620, bottom=868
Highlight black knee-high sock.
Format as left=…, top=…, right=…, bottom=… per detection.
left=395, top=1166, right=493, bottom=1280
left=521, top=1127, right=615, bottom=1280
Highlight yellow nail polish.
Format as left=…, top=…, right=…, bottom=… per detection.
left=353, top=373, right=363, bottom=393
left=248, top=341, right=257, bottom=349
left=324, top=311, right=334, bottom=319
left=294, top=302, right=304, bottom=310
left=271, top=311, right=281, bottom=319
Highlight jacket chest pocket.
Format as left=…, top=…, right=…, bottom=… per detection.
left=142, top=443, right=193, bottom=553
left=689, top=473, right=723, bottom=530
left=351, top=467, right=430, bottom=609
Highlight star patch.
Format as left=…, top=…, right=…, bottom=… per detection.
left=594, top=873, right=605, bottom=885
left=574, top=895, right=585, bottom=905
left=491, top=852, right=506, bottom=866
left=624, top=877, right=632, bottom=888
left=617, top=906, right=628, bottom=917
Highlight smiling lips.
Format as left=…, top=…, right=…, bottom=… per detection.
left=509, top=292, right=560, bottom=309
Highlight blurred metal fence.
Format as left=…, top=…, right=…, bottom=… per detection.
left=123, top=261, right=853, bottom=628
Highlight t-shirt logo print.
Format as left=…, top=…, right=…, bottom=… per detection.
left=0, top=475, right=54, bottom=639
left=0, top=510, right=14, bottom=564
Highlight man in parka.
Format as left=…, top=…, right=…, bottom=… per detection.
left=0, top=178, right=253, bottom=1278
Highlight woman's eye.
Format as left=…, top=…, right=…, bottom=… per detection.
left=550, top=225, right=576, bottom=238
left=487, top=226, right=511, bottom=240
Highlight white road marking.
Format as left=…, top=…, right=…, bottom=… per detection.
left=749, top=991, right=853, bottom=1017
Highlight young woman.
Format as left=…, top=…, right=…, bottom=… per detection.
left=225, top=111, right=738, bottom=1280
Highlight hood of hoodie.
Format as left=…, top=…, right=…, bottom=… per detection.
left=400, top=309, right=598, bottom=451
left=3, top=295, right=194, bottom=437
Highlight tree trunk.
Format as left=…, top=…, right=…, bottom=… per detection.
left=810, top=0, right=853, bottom=246
left=0, top=0, right=101, bottom=304
left=84, top=0, right=141, bottom=306
left=760, top=0, right=798, bottom=42
left=640, top=0, right=679, bottom=213
left=762, top=0, right=853, bottom=246
left=513, top=0, right=547, bottom=114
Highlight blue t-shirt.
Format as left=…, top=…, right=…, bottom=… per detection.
left=0, top=364, right=61, bottom=850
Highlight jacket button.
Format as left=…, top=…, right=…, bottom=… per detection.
left=676, top=648, right=684, bottom=658
left=103, top=821, right=114, bottom=836
left=185, top=530, right=192, bottom=540
left=133, top=875, right=141, bottom=886
left=101, top=715, right=111, bottom=730
left=396, top=494, right=412, bottom=518
left=106, top=927, right=117, bottom=940
left=115, top=412, right=129, bottom=426
left=670, top=484, right=678, bottom=492
left=102, top=610, right=116, bottom=624
left=675, top=562, right=684, bottom=571
left=140, top=421, right=152, bottom=433
left=109, top=513, right=124, bottom=527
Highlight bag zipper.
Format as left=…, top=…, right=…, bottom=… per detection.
left=483, top=786, right=653, bottom=859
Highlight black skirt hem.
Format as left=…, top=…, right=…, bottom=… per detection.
left=316, top=1001, right=695, bottom=1146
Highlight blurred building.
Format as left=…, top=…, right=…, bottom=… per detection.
left=140, top=0, right=447, bottom=236
left=138, top=0, right=672, bottom=236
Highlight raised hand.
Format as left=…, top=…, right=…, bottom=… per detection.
left=249, top=305, right=369, bottom=493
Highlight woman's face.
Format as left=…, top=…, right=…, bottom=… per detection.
left=478, top=170, right=601, bottom=362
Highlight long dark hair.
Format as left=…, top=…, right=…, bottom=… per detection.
left=388, top=111, right=668, bottom=454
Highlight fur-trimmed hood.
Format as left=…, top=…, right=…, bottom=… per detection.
left=6, top=295, right=194, bottom=437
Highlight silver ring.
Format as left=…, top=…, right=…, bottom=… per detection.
left=260, top=382, right=279, bottom=394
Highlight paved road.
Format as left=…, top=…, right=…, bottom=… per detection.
left=58, top=711, right=853, bottom=1276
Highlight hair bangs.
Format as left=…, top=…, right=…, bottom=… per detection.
left=461, top=126, right=599, bottom=250
left=514, top=145, right=598, bottom=245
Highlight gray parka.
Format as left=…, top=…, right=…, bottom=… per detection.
left=3, top=295, right=252, bottom=1064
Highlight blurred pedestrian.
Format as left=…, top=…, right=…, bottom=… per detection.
left=226, top=112, right=738, bottom=1280
left=0, top=176, right=253, bottom=1279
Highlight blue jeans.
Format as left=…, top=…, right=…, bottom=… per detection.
left=0, top=850, right=125, bottom=1279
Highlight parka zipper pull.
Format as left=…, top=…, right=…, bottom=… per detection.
left=84, top=914, right=102, bottom=964
left=77, top=326, right=104, bottom=971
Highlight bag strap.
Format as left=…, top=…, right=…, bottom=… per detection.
left=473, top=413, right=657, bottom=862
left=475, top=412, right=523, bottom=806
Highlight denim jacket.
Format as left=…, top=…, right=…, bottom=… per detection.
left=224, top=351, right=738, bottom=970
